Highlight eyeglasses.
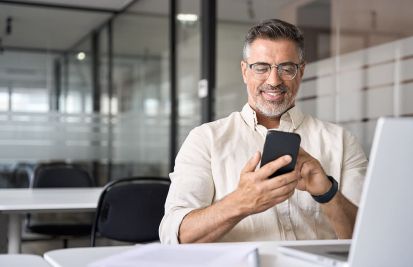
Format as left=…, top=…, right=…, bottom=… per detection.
left=245, top=61, right=302, bottom=81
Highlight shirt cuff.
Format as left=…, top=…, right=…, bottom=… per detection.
left=160, top=207, right=195, bottom=244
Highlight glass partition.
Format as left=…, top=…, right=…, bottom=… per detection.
left=110, top=0, right=170, bottom=178
left=0, top=3, right=111, bottom=188
left=63, top=38, right=93, bottom=114
left=176, top=0, right=201, bottom=146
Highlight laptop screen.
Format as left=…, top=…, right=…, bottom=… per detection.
left=278, top=117, right=413, bottom=267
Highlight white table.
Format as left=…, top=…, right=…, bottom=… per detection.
left=44, top=246, right=133, bottom=267
left=0, top=188, right=102, bottom=254
left=43, top=240, right=350, bottom=267
left=0, top=254, right=52, bottom=267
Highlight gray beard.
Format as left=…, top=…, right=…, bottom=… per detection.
left=255, top=98, right=292, bottom=118
left=254, top=84, right=294, bottom=118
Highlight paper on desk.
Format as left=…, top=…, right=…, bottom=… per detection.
left=88, top=243, right=259, bottom=267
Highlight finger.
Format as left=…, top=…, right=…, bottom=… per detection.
left=296, top=147, right=307, bottom=168
left=266, top=171, right=299, bottom=189
left=258, top=155, right=292, bottom=179
left=294, top=159, right=302, bottom=175
left=296, top=148, right=313, bottom=173
left=298, top=146, right=309, bottom=157
left=296, top=177, right=306, bottom=191
left=271, top=175, right=298, bottom=194
left=241, top=151, right=261, bottom=174
left=270, top=188, right=296, bottom=205
left=300, top=160, right=313, bottom=177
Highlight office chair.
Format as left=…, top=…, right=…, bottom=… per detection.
left=10, top=162, right=34, bottom=188
left=26, top=162, right=94, bottom=248
left=91, top=177, right=170, bottom=246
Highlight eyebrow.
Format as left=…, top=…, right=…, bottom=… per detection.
left=249, top=61, right=270, bottom=65
left=250, top=61, right=297, bottom=65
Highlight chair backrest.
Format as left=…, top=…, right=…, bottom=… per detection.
left=10, top=163, right=34, bottom=188
left=91, top=177, right=170, bottom=246
left=26, top=163, right=94, bottom=238
left=31, top=163, right=93, bottom=188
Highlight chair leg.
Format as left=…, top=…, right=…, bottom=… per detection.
left=63, top=238, right=68, bottom=248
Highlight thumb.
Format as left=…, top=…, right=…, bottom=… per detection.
left=241, top=151, right=261, bottom=174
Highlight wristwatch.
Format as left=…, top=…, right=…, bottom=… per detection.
left=311, top=175, right=338, bottom=204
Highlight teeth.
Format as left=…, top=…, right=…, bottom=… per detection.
left=265, top=92, right=280, bottom=96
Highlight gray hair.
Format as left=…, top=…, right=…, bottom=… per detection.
left=243, top=19, right=305, bottom=62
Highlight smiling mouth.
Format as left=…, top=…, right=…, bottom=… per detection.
left=261, top=90, right=286, bottom=101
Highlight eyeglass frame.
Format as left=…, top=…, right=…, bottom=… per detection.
left=244, top=61, right=304, bottom=81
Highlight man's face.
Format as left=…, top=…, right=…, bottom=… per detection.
left=241, top=38, right=305, bottom=118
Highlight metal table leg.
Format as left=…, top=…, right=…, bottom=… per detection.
left=8, top=214, right=21, bottom=254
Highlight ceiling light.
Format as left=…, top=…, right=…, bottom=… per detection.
left=177, top=14, right=198, bottom=23
left=76, top=52, right=86, bottom=61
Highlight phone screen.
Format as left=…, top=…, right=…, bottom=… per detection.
left=260, top=130, right=301, bottom=178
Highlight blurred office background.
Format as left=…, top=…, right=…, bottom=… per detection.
left=0, top=0, right=412, bottom=188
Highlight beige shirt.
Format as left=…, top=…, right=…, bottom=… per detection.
left=159, top=104, right=367, bottom=244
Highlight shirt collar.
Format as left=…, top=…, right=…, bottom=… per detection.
left=241, top=103, right=305, bottom=131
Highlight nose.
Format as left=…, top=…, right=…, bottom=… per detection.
left=266, top=65, right=283, bottom=87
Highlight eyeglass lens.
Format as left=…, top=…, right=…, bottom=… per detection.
left=250, top=63, right=298, bottom=81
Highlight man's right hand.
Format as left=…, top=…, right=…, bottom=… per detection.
left=231, top=151, right=300, bottom=216
left=178, top=151, right=299, bottom=243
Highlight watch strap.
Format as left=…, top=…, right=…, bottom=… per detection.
left=311, top=175, right=338, bottom=204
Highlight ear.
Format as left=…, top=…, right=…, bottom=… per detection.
left=241, top=61, right=248, bottom=84
left=299, top=63, right=306, bottom=79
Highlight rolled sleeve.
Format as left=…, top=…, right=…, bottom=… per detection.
left=340, top=130, right=368, bottom=206
left=159, top=207, right=194, bottom=244
left=159, top=126, right=215, bottom=244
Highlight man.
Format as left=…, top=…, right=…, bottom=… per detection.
left=159, top=19, right=367, bottom=244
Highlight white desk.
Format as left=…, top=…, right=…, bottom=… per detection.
left=44, top=246, right=133, bottom=267
left=44, top=240, right=349, bottom=267
left=0, top=254, right=52, bottom=267
left=0, top=188, right=102, bottom=254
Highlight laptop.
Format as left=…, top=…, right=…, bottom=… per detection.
left=277, top=117, right=413, bottom=267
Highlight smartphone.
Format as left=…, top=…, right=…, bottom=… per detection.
left=260, top=130, right=301, bottom=178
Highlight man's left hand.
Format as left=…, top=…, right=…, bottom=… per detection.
left=295, top=147, right=332, bottom=196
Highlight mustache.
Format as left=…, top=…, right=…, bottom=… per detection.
left=259, top=84, right=288, bottom=93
